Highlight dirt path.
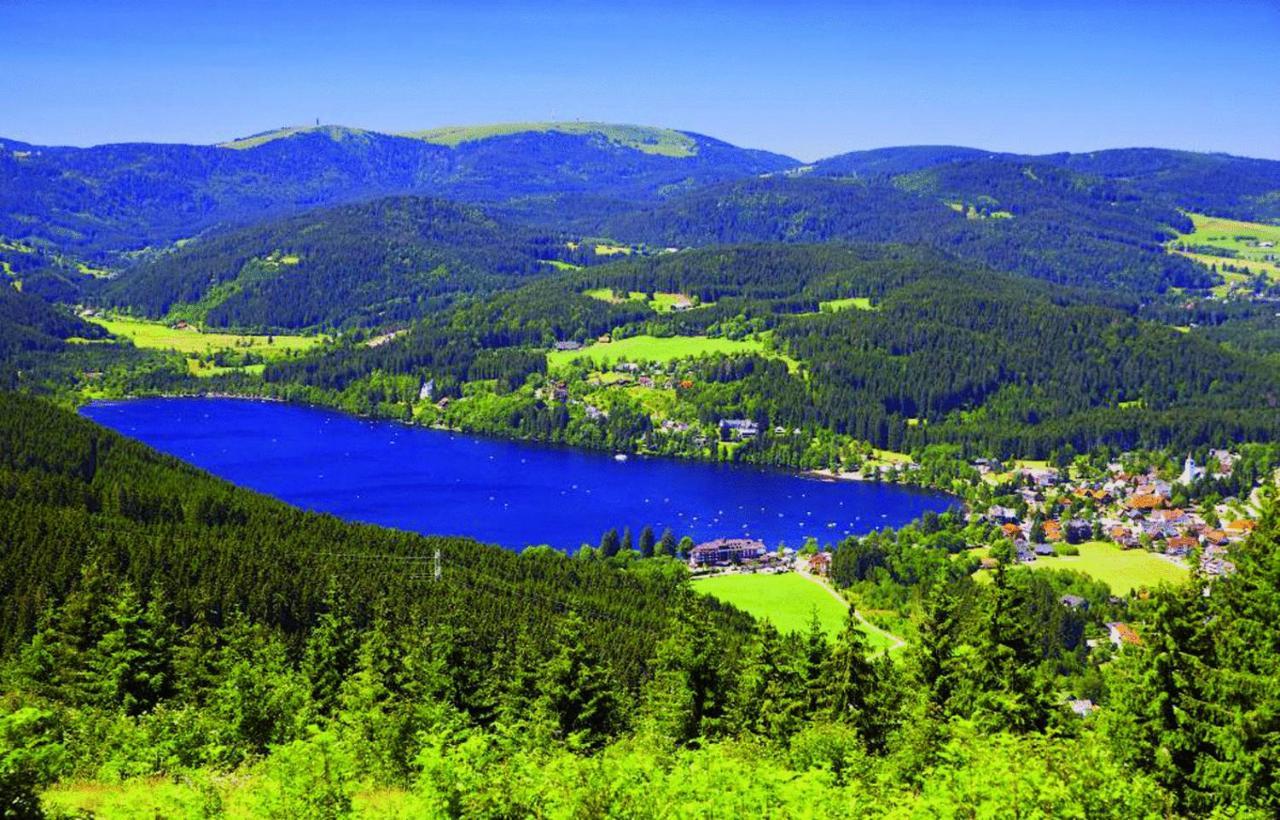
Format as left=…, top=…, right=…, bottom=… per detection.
left=796, top=570, right=907, bottom=653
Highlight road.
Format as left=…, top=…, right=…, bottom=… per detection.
left=796, top=569, right=907, bottom=653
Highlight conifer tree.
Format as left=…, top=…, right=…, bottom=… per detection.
left=537, top=612, right=618, bottom=752
left=302, top=580, right=359, bottom=716
left=826, top=609, right=882, bottom=751
left=639, top=525, right=656, bottom=558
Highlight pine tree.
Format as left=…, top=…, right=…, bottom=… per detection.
left=302, top=580, right=359, bottom=716
left=92, top=581, right=175, bottom=714
left=639, top=526, right=656, bottom=558
left=915, top=582, right=959, bottom=715
left=599, top=528, right=621, bottom=558
left=826, top=609, right=882, bottom=751
left=657, top=528, right=677, bottom=558
left=975, top=563, right=1052, bottom=733
left=802, top=611, right=831, bottom=716
left=621, top=526, right=634, bottom=554
left=537, top=612, right=617, bottom=752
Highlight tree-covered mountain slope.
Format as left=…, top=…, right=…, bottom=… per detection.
left=95, top=196, right=576, bottom=330
left=812, top=145, right=1280, bottom=222
left=0, top=285, right=106, bottom=357
left=0, top=123, right=796, bottom=257
left=261, top=243, right=1280, bottom=458
left=592, top=171, right=1211, bottom=294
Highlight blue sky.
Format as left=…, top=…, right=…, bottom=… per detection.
left=3, top=0, right=1277, bottom=160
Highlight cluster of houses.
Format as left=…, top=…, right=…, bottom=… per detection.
left=978, top=452, right=1259, bottom=577
left=685, top=537, right=837, bottom=580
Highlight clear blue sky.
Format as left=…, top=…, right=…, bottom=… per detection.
left=3, top=0, right=1278, bottom=161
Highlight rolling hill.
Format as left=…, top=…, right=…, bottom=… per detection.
left=0, top=123, right=796, bottom=258
left=96, top=196, right=568, bottom=330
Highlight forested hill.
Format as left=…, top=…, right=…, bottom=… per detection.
left=0, top=124, right=796, bottom=256
left=0, top=285, right=106, bottom=356
left=96, top=196, right=572, bottom=330
left=0, top=389, right=737, bottom=671
left=811, top=145, right=1280, bottom=222
left=260, top=243, right=1280, bottom=457
left=594, top=172, right=1211, bottom=293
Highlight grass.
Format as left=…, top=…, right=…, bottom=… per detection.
left=85, top=315, right=326, bottom=359
left=1169, top=212, right=1280, bottom=281
left=402, top=122, right=699, bottom=157
left=819, top=297, right=875, bottom=312
left=548, top=334, right=766, bottom=369
left=974, top=541, right=1188, bottom=596
left=583, top=288, right=700, bottom=312
left=695, top=572, right=894, bottom=650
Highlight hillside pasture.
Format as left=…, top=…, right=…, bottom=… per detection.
left=1170, top=212, right=1280, bottom=279
left=86, top=315, right=326, bottom=359
left=548, top=334, right=766, bottom=369
left=695, top=572, right=895, bottom=650
left=819, top=297, right=875, bottom=312
left=975, top=541, right=1188, bottom=596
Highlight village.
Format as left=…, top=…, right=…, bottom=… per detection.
left=681, top=449, right=1272, bottom=588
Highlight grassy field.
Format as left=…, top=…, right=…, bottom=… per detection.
left=974, top=541, right=1188, bottom=596
left=84, top=316, right=326, bottom=358
left=819, top=297, right=875, bottom=312
left=583, top=288, right=699, bottom=312
left=548, top=334, right=765, bottom=369
left=1170, top=212, right=1280, bottom=281
left=695, top=572, right=896, bottom=651
left=403, top=122, right=699, bottom=157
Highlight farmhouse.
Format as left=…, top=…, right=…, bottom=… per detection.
left=688, top=538, right=767, bottom=567
left=553, top=340, right=583, bottom=352
left=719, top=418, right=760, bottom=440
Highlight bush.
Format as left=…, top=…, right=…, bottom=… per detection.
left=0, top=707, right=65, bottom=819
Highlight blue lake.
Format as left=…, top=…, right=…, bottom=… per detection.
left=82, top=398, right=955, bottom=551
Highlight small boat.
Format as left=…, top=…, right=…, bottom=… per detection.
left=614, top=453, right=628, bottom=461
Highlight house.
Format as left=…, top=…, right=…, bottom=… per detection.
left=1150, top=508, right=1188, bottom=525
left=1202, top=529, right=1229, bottom=547
left=1065, top=519, right=1092, bottom=544
left=719, top=419, right=759, bottom=440
left=987, top=506, right=1019, bottom=524
left=1224, top=519, right=1256, bottom=537
left=1068, top=699, right=1097, bottom=717
left=1034, top=544, right=1056, bottom=557
left=552, top=340, right=583, bottom=352
left=1165, top=535, right=1197, bottom=557
left=418, top=378, right=435, bottom=401
left=1107, top=622, right=1142, bottom=647
left=550, top=382, right=569, bottom=403
left=1001, top=522, right=1024, bottom=542
left=687, top=538, right=767, bottom=567
left=1143, top=521, right=1178, bottom=540
left=1060, top=594, right=1088, bottom=610
left=435, top=396, right=451, bottom=410
left=1126, top=494, right=1165, bottom=511
left=808, top=552, right=832, bottom=576
left=1042, top=520, right=1063, bottom=542
left=584, top=404, right=608, bottom=421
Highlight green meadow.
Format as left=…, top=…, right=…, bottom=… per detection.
left=975, top=541, right=1188, bottom=596
left=819, top=296, right=875, bottom=312
left=694, top=572, right=897, bottom=652
left=1170, top=212, right=1280, bottom=280
left=548, top=334, right=766, bottom=369
left=405, top=122, right=699, bottom=157
left=84, top=315, right=326, bottom=359
left=583, top=288, right=700, bottom=312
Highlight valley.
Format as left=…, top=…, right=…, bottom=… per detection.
left=2, top=113, right=1280, bottom=818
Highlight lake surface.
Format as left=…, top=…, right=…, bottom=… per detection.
left=82, top=398, right=955, bottom=551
